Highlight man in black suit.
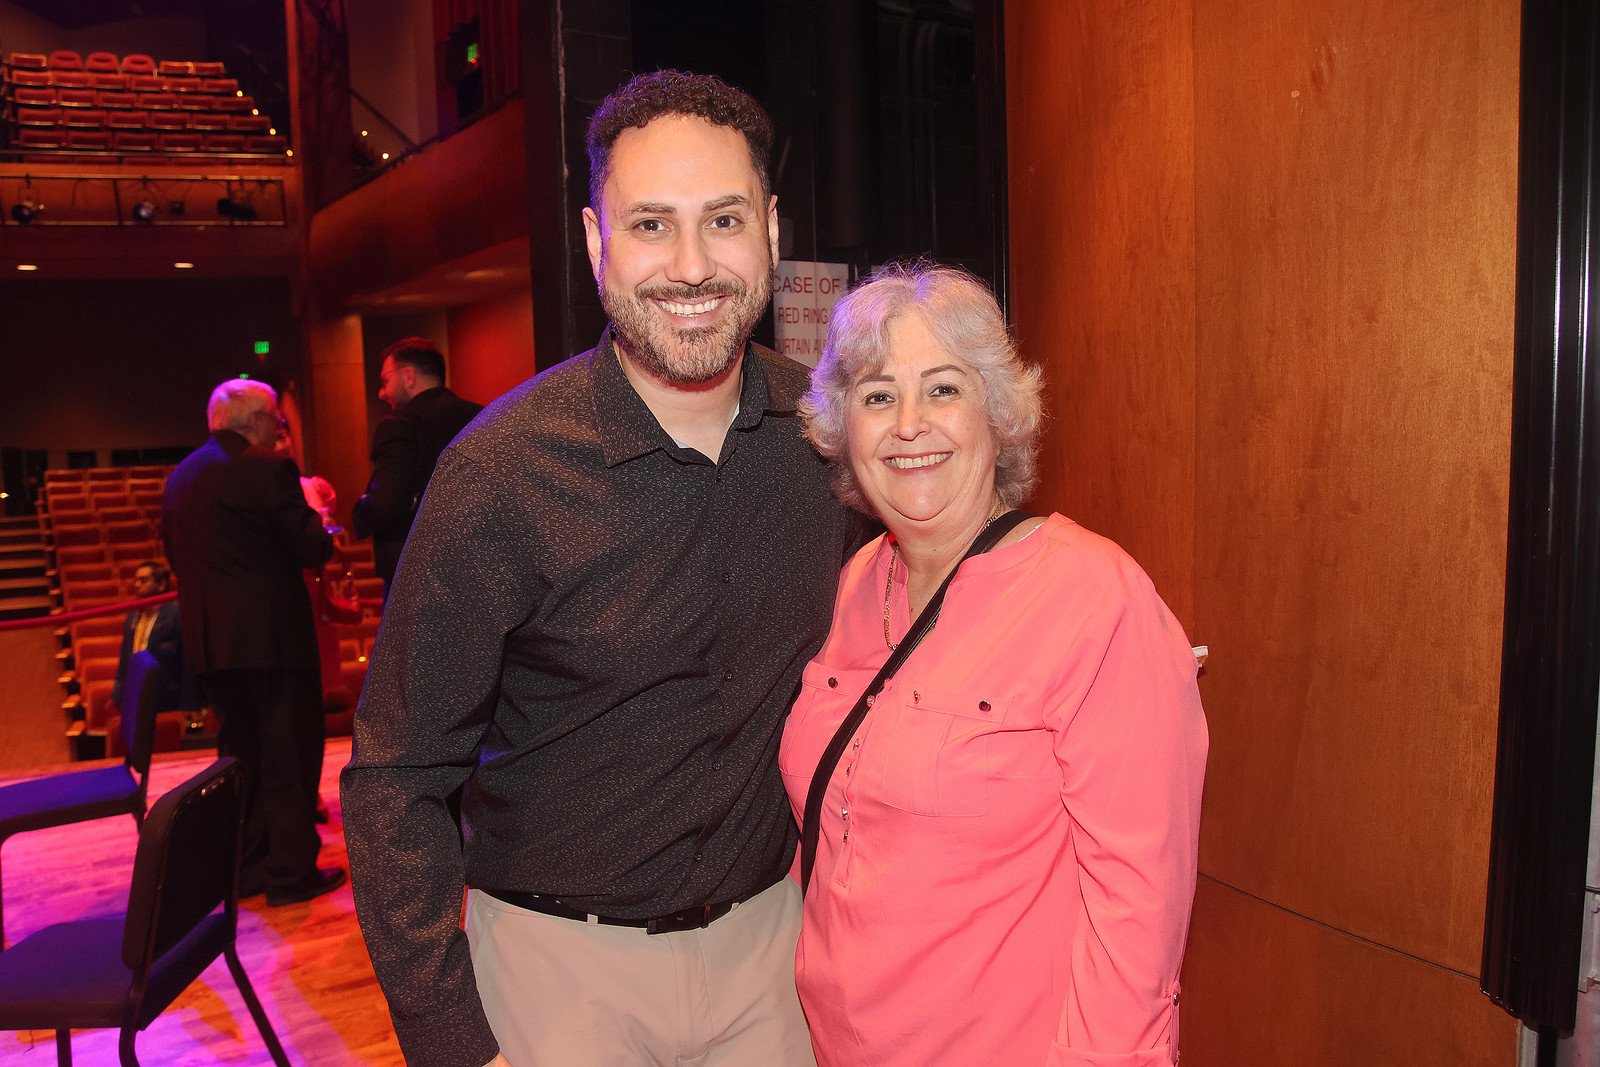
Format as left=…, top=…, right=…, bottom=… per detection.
left=351, top=338, right=482, bottom=592
left=161, top=378, right=343, bottom=906
left=109, top=559, right=185, bottom=713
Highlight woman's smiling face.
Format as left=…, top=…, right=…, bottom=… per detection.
left=845, top=310, right=999, bottom=538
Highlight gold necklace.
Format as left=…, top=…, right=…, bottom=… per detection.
left=882, top=501, right=1007, bottom=652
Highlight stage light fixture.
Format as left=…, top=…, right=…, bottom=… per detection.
left=216, top=196, right=257, bottom=221
left=131, top=199, right=157, bottom=224
left=11, top=197, right=42, bottom=224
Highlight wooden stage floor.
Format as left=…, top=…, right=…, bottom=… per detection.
left=0, top=737, right=405, bottom=1065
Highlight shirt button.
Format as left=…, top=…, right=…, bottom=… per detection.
left=827, top=677, right=838, bottom=688
left=852, top=738, right=861, bottom=749
left=840, top=807, right=849, bottom=818
left=694, top=852, right=703, bottom=863
left=979, top=699, right=991, bottom=712
left=723, top=670, right=734, bottom=681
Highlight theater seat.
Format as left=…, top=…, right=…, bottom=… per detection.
left=147, top=111, right=188, bottom=131
left=158, top=131, right=202, bottom=152
left=245, top=135, right=288, bottom=154
left=204, top=133, right=245, bottom=153
left=156, top=60, right=194, bottom=77
left=66, top=128, right=113, bottom=151
left=120, top=53, right=155, bottom=75
left=8, top=68, right=50, bottom=87
left=47, top=50, right=83, bottom=71
left=12, top=86, right=55, bottom=106
left=6, top=53, right=46, bottom=70
left=113, top=130, right=158, bottom=152
left=83, top=52, right=119, bottom=73
left=15, top=106, right=61, bottom=127
left=89, top=71, right=130, bottom=90
left=227, top=114, right=271, bottom=133
left=192, top=60, right=225, bottom=77
left=61, top=109, right=108, bottom=129
left=129, top=73, right=165, bottom=92
left=106, top=110, right=147, bottom=131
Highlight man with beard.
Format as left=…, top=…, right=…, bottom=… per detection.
left=343, top=71, right=864, bottom=1067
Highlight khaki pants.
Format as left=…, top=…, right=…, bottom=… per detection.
left=466, top=879, right=816, bottom=1067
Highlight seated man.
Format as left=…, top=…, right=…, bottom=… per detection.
left=110, top=559, right=185, bottom=713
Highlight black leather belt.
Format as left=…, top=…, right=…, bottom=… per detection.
left=480, top=888, right=746, bottom=935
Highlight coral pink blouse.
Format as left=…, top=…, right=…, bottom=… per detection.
left=780, top=514, right=1207, bottom=1066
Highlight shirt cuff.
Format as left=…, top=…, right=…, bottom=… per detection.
left=390, top=998, right=500, bottom=1067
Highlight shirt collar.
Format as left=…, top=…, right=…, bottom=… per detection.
left=590, top=327, right=787, bottom=467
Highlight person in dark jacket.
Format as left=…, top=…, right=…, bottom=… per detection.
left=110, top=559, right=184, bottom=712
left=351, top=338, right=482, bottom=591
left=161, top=378, right=342, bottom=907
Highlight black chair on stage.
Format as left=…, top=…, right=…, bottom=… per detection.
left=0, top=649, right=162, bottom=944
left=0, top=757, right=290, bottom=1066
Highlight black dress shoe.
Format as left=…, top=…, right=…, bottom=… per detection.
left=266, top=867, right=347, bottom=907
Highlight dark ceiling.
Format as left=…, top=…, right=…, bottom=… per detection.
left=7, top=1, right=206, bottom=30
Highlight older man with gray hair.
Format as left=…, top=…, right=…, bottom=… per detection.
left=162, top=377, right=343, bottom=906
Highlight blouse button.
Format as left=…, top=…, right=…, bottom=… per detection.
left=912, top=690, right=921, bottom=703
left=827, top=677, right=838, bottom=688
left=978, top=699, right=991, bottom=712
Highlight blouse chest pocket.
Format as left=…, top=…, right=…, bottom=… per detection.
left=779, top=662, right=880, bottom=779
left=874, top=683, right=1007, bottom=818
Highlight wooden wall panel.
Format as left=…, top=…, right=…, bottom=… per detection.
left=1005, top=0, right=1198, bottom=627
left=1006, top=0, right=1522, bottom=1060
left=1184, top=878, right=1517, bottom=1065
left=304, top=311, right=372, bottom=527
left=1191, top=0, right=1519, bottom=972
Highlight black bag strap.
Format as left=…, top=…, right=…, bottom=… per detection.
left=799, top=509, right=1030, bottom=894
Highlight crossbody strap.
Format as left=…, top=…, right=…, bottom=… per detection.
left=799, top=510, right=1029, bottom=895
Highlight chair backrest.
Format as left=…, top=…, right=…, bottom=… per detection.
left=121, top=758, right=242, bottom=970
left=118, top=650, right=164, bottom=777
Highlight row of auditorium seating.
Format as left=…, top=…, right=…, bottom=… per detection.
left=3, top=51, right=285, bottom=157
left=8, top=51, right=232, bottom=77
left=40, top=466, right=382, bottom=754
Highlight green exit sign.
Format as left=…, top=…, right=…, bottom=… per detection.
left=254, top=341, right=271, bottom=356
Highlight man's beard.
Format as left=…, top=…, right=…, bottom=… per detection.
left=602, top=270, right=772, bottom=385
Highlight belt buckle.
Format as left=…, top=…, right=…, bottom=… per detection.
left=646, top=903, right=714, bottom=936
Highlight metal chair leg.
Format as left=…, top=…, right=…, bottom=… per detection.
left=225, top=946, right=291, bottom=1066
left=117, top=1025, right=139, bottom=1066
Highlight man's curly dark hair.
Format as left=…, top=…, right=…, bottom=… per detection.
left=586, top=70, right=774, bottom=209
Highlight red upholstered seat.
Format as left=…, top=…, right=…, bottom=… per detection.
left=15, top=106, right=60, bottom=126
left=204, top=133, right=245, bottom=153
left=107, top=109, right=147, bottom=130
left=164, top=75, right=199, bottom=93
left=156, top=60, right=193, bottom=77
left=136, top=91, right=176, bottom=109
left=7, top=52, right=46, bottom=69
left=97, top=90, right=137, bottom=108
left=146, top=111, right=188, bottom=130
left=192, top=60, right=225, bottom=76
left=85, top=469, right=126, bottom=484
left=83, top=52, right=119, bottom=73
left=47, top=50, right=83, bottom=71
left=113, top=130, right=158, bottom=151
left=49, top=70, right=93, bottom=88
left=212, top=95, right=253, bottom=113
left=9, top=68, right=50, bottom=87
left=187, top=112, right=226, bottom=131
left=90, top=72, right=130, bottom=90
left=227, top=114, right=270, bottom=133
left=120, top=54, right=155, bottom=75
left=61, top=109, right=108, bottom=128
left=157, top=131, right=202, bottom=152
left=53, top=525, right=105, bottom=549
left=173, top=94, right=213, bottom=111
left=244, top=135, right=288, bottom=154
left=13, top=86, right=55, bottom=105
left=57, top=88, right=98, bottom=107
left=199, top=77, right=238, bottom=94
left=105, top=521, right=154, bottom=545
left=129, top=74, right=164, bottom=92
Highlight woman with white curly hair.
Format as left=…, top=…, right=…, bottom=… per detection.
left=781, top=261, right=1208, bottom=1066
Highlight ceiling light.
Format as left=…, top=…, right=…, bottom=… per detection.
left=17, top=264, right=38, bottom=271
left=11, top=198, right=42, bottom=224
left=381, top=152, right=390, bottom=160
left=131, top=199, right=157, bottom=224
left=174, top=261, right=194, bottom=269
